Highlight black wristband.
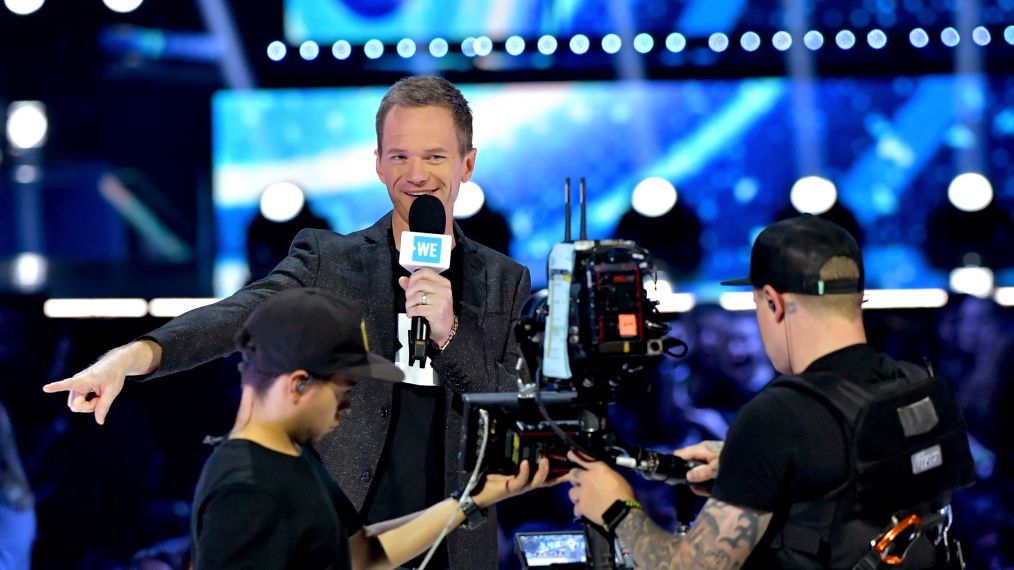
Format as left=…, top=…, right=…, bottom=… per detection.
left=602, top=499, right=642, bottom=532
left=450, top=487, right=488, bottom=530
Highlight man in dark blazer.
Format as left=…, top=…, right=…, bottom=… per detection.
left=44, top=76, right=530, bottom=569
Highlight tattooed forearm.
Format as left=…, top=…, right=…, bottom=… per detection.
left=614, top=499, right=771, bottom=570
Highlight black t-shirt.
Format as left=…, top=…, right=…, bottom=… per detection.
left=359, top=234, right=464, bottom=569
left=191, top=439, right=362, bottom=570
left=710, top=345, right=878, bottom=562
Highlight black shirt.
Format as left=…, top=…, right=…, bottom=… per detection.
left=191, top=439, right=362, bottom=570
left=710, top=344, right=878, bottom=566
left=359, top=234, right=464, bottom=569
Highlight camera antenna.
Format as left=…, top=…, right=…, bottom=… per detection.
left=579, top=177, right=588, bottom=240
left=564, top=177, right=571, bottom=243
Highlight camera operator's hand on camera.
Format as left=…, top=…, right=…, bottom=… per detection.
left=472, top=457, right=560, bottom=508
left=674, top=440, right=723, bottom=484
left=565, top=450, right=635, bottom=526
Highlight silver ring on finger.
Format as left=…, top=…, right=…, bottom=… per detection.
left=421, top=292, right=429, bottom=305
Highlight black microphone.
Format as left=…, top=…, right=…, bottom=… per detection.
left=403, top=195, right=447, bottom=366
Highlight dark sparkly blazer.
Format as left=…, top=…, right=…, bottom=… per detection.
left=142, top=213, right=531, bottom=569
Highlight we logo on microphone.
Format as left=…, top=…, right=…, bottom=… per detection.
left=412, top=236, right=442, bottom=262
left=399, top=231, right=452, bottom=273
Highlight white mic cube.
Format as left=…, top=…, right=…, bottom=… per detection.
left=399, top=231, right=452, bottom=273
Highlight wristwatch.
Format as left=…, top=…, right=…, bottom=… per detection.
left=602, top=499, right=642, bottom=532
left=450, top=487, right=488, bottom=530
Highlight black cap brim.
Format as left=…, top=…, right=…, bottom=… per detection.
left=334, top=353, right=404, bottom=383
left=720, top=277, right=753, bottom=287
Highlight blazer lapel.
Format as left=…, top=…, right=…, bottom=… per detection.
left=361, top=215, right=397, bottom=360
left=454, top=224, right=487, bottom=320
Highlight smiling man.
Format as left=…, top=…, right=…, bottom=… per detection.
left=44, top=76, right=531, bottom=569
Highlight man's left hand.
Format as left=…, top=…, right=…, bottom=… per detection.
left=564, top=450, right=635, bottom=526
left=399, top=268, right=455, bottom=346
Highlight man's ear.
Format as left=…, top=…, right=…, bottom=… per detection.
left=374, top=148, right=385, bottom=184
left=762, top=285, right=785, bottom=322
left=286, top=370, right=312, bottom=398
left=460, top=147, right=477, bottom=182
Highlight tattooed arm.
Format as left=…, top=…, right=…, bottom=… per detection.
left=615, top=498, right=771, bottom=570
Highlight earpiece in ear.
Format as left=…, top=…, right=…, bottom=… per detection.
left=296, top=381, right=308, bottom=394
left=768, top=300, right=776, bottom=313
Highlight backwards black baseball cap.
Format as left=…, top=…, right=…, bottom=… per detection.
left=236, top=288, right=403, bottom=382
left=721, top=214, right=864, bottom=296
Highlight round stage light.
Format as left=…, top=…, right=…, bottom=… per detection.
left=804, top=30, right=824, bottom=50
left=103, top=0, right=142, bottom=13
left=602, top=33, right=622, bottom=54
left=461, top=37, right=477, bottom=58
left=631, top=177, right=677, bottom=218
left=740, top=31, right=761, bottom=51
left=5, top=0, right=44, bottom=15
left=453, top=181, right=485, bottom=219
left=633, top=33, right=654, bottom=53
left=1006, top=25, right=1014, bottom=45
left=537, top=35, right=558, bottom=55
left=790, top=176, right=837, bottom=215
left=299, top=41, right=319, bottom=60
left=505, top=36, right=525, bottom=55
left=474, top=36, right=493, bottom=56
left=364, top=39, right=384, bottom=59
left=909, top=28, right=929, bottom=48
left=773, top=31, right=792, bottom=51
left=332, top=40, right=352, bottom=60
left=947, top=172, right=993, bottom=212
left=266, top=40, right=287, bottom=61
left=867, top=29, right=887, bottom=49
left=397, top=38, right=416, bottom=58
left=665, top=32, right=686, bottom=53
left=972, top=26, right=991, bottom=46
left=6, top=101, right=47, bottom=149
left=12, top=252, right=47, bottom=292
left=570, top=34, right=590, bottom=55
left=836, top=30, right=856, bottom=49
left=941, top=27, right=960, bottom=47
left=709, top=32, right=729, bottom=52
left=429, top=38, right=448, bottom=58
left=949, top=266, right=993, bottom=298
left=260, top=182, right=305, bottom=223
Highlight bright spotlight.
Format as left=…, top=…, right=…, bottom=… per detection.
left=14, top=164, right=38, bottom=184
left=461, top=37, right=477, bottom=57
left=602, top=34, right=622, bottom=54
left=631, top=177, right=677, bottom=218
left=5, top=0, right=44, bottom=15
left=867, top=29, right=887, bottom=49
left=266, top=40, right=287, bottom=61
left=429, top=38, right=448, bottom=58
left=12, top=252, right=47, bottom=292
left=364, top=39, right=384, bottom=59
left=103, top=0, right=143, bottom=13
left=570, top=34, right=590, bottom=55
left=740, top=31, right=761, bottom=51
left=1006, top=25, right=1014, bottom=45
left=949, top=266, right=993, bottom=298
left=474, top=36, right=493, bottom=56
left=259, top=182, right=305, bottom=222
left=941, top=27, right=960, bottom=47
left=836, top=30, right=856, bottom=49
left=665, top=32, right=686, bottom=53
left=537, top=35, right=558, bottom=55
left=396, top=38, right=416, bottom=58
left=332, top=40, right=351, bottom=60
left=772, top=31, right=792, bottom=51
left=790, top=176, right=837, bottom=215
left=6, top=101, right=48, bottom=149
left=709, top=33, right=729, bottom=52
left=299, top=41, right=319, bottom=60
left=505, top=36, right=525, bottom=55
left=947, top=172, right=993, bottom=212
left=972, top=26, right=991, bottom=46
left=453, top=181, right=485, bottom=219
left=633, top=33, right=654, bottom=53
left=909, top=28, right=929, bottom=48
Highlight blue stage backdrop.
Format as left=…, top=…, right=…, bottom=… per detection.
left=212, top=77, right=1014, bottom=298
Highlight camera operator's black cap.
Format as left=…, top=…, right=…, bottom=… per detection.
left=721, top=214, right=865, bottom=295
left=236, top=288, right=403, bottom=382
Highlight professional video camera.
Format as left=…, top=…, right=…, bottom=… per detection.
left=458, top=178, right=696, bottom=569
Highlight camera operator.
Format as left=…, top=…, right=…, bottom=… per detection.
left=567, top=215, right=973, bottom=569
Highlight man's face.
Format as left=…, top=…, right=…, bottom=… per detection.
left=375, top=105, right=476, bottom=234
left=302, top=374, right=357, bottom=443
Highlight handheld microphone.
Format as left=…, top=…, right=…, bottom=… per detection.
left=398, top=195, right=451, bottom=366
left=613, top=447, right=703, bottom=486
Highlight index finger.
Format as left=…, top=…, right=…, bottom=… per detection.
left=42, top=377, right=90, bottom=394
left=566, top=449, right=598, bottom=469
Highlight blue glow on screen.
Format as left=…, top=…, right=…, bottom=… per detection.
left=213, top=77, right=1014, bottom=298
